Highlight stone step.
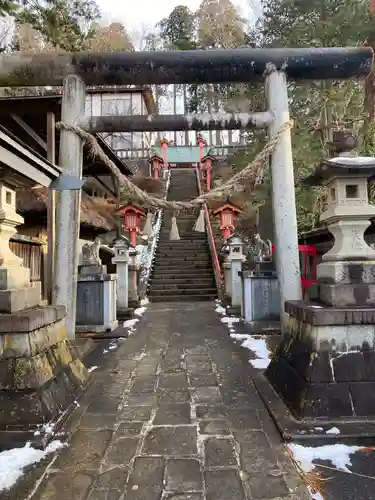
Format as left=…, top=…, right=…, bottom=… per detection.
left=153, top=262, right=212, bottom=268
left=151, top=268, right=214, bottom=276
left=148, top=287, right=217, bottom=297
left=149, top=293, right=217, bottom=302
left=154, top=253, right=211, bottom=260
left=150, top=282, right=216, bottom=291
left=149, top=277, right=215, bottom=285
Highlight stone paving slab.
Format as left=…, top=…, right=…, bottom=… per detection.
left=18, top=302, right=310, bottom=500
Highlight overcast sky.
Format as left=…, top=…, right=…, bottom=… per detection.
left=97, top=0, right=256, bottom=33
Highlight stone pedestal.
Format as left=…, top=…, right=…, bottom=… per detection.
left=128, top=248, right=140, bottom=308
left=240, top=261, right=280, bottom=329
left=76, top=264, right=118, bottom=333
left=223, top=261, right=232, bottom=300
left=0, top=305, right=90, bottom=447
left=266, top=156, right=375, bottom=420
left=0, top=182, right=89, bottom=447
left=112, top=238, right=131, bottom=319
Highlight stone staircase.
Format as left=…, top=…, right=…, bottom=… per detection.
left=148, top=169, right=217, bottom=302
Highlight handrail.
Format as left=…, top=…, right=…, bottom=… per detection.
left=139, top=169, right=171, bottom=299
left=195, top=167, right=223, bottom=298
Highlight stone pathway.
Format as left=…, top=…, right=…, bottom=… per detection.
left=27, top=302, right=310, bottom=500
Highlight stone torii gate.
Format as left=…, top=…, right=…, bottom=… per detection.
left=0, top=47, right=371, bottom=337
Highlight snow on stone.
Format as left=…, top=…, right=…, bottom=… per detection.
left=140, top=298, right=149, bottom=306
left=108, top=344, right=117, bottom=351
left=326, top=427, right=340, bottom=435
left=329, top=156, right=375, bottom=165
left=0, top=440, right=66, bottom=492
left=288, top=443, right=361, bottom=473
left=88, top=366, right=98, bottom=372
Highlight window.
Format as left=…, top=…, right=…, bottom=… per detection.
left=346, top=184, right=358, bottom=198
left=5, top=191, right=12, bottom=204
left=330, top=188, right=336, bottom=201
left=109, top=133, right=132, bottom=150
left=101, top=94, right=132, bottom=116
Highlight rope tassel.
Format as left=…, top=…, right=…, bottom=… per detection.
left=193, top=208, right=205, bottom=232
left=142, top=212, right=153, bottom=238
left=169, top=215, right=180, bottom=241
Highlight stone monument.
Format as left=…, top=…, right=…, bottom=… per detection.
left=266, top=155, right=375, bottom=420
left=240, top=232, right=280, bottom=330
left=76, top=237, right=118, bottom=334
left=0, top=181, right=89, bottom=447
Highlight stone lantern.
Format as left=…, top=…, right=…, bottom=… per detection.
left=221, top=233, right=246, bottom=312
left=213, top=202, right=243, bottom=241
left=265, top=155, right=375, bottom=424
left=312, top=156, right=375, bottom=306
left=116, top=204, right=146, bottom=247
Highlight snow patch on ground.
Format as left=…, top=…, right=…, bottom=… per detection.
left=241, top=336, right=271, bottom=369
left=140, top=298, right=149, bottom=306
left=215, top=304, right=226, bottom=315
left=134, top=307, right=146, bottom=317
left=214, top=302, right=272, bottom=370
left=308, top=486, right=324, bottom=500
left=134, top=352, right=147, bottom=361
left=0, top=440, right=66, bottom=492
left=123, top=318, right=139, bottom=336
left=88, top=366, right=98, bottom=372
left=221, top=316, right=241, bottom=326
left=288, top=443, right=361, bottom=473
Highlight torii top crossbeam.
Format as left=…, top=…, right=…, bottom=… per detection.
left=0, top=47, right=372, bottom=86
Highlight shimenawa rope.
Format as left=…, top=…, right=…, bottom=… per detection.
left=56, top=120, right=294, bottom=210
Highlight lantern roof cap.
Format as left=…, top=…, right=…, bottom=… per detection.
left=212, top=201, right=243, bottom=215
left=116, top=203, right=146, bottom=216
left=303, top=156, right=375, bottom=185
left=201, top=154, right=216, bottom=162
left=148, top=154, right=164, bottom=163
left=160, top=138, right=169, bottom=146
left=197, top=135, right=207, bottom=144
left=113, top=235, right=131, bottom=247
left=224, top=232, right=243, bottom=245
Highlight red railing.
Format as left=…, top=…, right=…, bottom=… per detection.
left=195, top=168, right=223, bottom=298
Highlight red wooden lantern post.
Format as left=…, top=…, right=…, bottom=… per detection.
left=160, top=138, right=169, bottom=169
left=148, top=154, right=163, bottom=180
left=197, top=135, right=207, bottom=161
left=200, top=154, right=215, bottom=192
left=116, top=204, right=146, bottom=247
left=213, top=202, right=243, bottom=241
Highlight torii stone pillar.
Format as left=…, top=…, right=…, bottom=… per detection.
left=265, top=70, right=302, bottom=328
left=53, top=75, right=86, bottom=340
